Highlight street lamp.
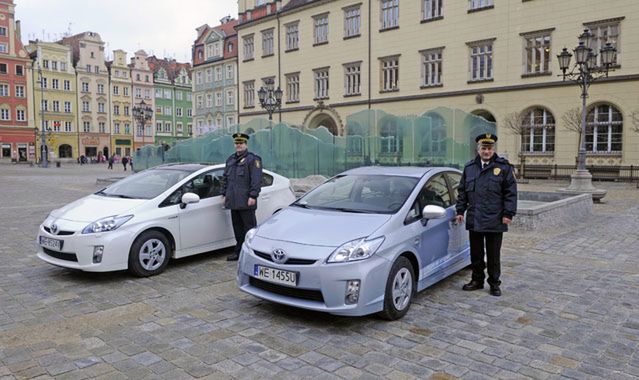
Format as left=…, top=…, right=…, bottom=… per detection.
left=37, top=64, right=49, bottom=168
left=557, top=29, right=616, bottom=200
left=257, top=78, right=283, bottom=125
left=132, top=100, right=153, bottom=147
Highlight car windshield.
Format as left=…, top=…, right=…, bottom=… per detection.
left=97, top=168, right=193, bottom=199
left=295, top=174, right=418, bottom=214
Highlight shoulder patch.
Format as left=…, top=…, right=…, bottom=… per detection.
left=255, top=159, right=261, bottom=168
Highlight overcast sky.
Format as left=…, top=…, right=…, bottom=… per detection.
left=15, top=0, right=237, bottom=63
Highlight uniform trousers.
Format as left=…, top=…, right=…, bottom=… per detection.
left=469, top=230, right=503, bottom=286
left=231, top=209, right=257, bottom=255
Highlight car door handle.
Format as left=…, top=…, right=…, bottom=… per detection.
left=413, top=238, right=420, bottom=247
left=168, top=215, right=178, bottom=220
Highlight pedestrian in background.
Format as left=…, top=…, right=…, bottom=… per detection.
left=107, top=156, right=114, bottom=170
left=121, top=156, right=129, bottom=171
left=455, top=133, right=517, bottom=297
left=220, top=132, right=263, bottom=261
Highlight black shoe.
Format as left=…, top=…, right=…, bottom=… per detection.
left=226, top=254, right=239, bottom=261
left=462, top=280, right=484, bottom=291
left=489, top=285, right=501, bottom=297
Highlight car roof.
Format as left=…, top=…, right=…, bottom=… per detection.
left=341, top=166, right=447, bottom=178
left=152, top=163, right=224, bottom=173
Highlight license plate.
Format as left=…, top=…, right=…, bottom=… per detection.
left=39, top=236, right=63, bottom=251
left=254, top=265, right=298, bottom=287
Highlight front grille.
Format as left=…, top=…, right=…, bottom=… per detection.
left=254, top=250, right=316, bottom=265
left=43, top=248, right=78, bottom=262
left=43, top=226, right=74, bottom=236
left=249, top=277, right=324, bottom=302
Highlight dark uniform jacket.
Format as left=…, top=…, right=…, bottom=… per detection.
left=455, top=154, right=518, bottom=232
left=220, top=150, right=263, bottom=210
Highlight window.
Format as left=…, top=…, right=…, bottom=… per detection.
left=226, top=90, right=234, bottom=105
left=1, top=108, right=9, bottom=120
left=196, top=95, right=203, bottom=108
left=205, top=68, right=213, bottom=83
left=381, top=0, right=399, bottom=30
left=145, top=74, right=149, bottom=82
left=344, top=62, right=361, bottom=96
left=196, top=71, right=203, bottom=85
left=215, top=92, right=222, bottom=107
left=244, top=81, right=255, bottom=107
left=82, top=101, right=90, bottom=112
left=176, top=108, right=183, bottom=117
left=51, top=79, right=59, bottom=90
left=98, top=122, right=106, bottom=133
left=123, top=87, right=129, bottom=96
left=41, top=100, right=48, bottom=111
left=64, top=121, right=72, bottom=132
left=156, top=106, right=162, bottom=115
left=286, top=22, right=299, bottom=51
left=380, top=117, right=402, bottom=154
left=0, top=63, right=6, bottom=74
left=15, top=85, right=24, bottom=97
left=164, top=122, right=172, bottom=133
left=176, top=91, right=183, bottom=101
left=586, top=104, right=622, bottom=153
left=15, top=65, right=23, bottom=76
left=187, top=93, right=192, bottom=101
left=0, top=44, right=7, bottom=53
left=144, top=89, right=150, bottom=99
left=95, top=66, right=100, bottom=74
left=53, top=101, right=60, bottom=112
left=380, top=56, right=399, bottom=92
left=16, top=109, right=25, bottom=121
left=347, top=123, right=364, bottom=155
left=124, top=106, right=129, bottom=116
left=164, top=107, right=172, bottom=116
left=187, top=109, right=192, bottom=117
left=0, top=84, right=8, bottom=96
left=0, top=27, right=5, bottom=36
left=523, top=32, right=551, bottom=74
left=421, top=48, right=443, bottom=86
left=97, top=83, right=104, bottom=94
left=344, top=6, right=361, bottom=38
left=469, top=0, right=492, bottom=10
left=226, top=65, right=234, bottom=80
left=155, top=88, right=162, bottom=98
left=64, top=80, right=71, bottom=91
left=423, top=0, right=442, bottom=20
left=113, top=86, right=119, bottom=95
left=114, top=105, right=120, bottom=115
left=407, top=174, right=451, bottom=223
left=243, top=35, right=254, bottom=60
left=64, top=101, right=71, bottom=113
left=43, top=60, right=50, bottom=69
left=314, top=68, right=329, bottom=99
left=53, top=121, right=61, bottom=132
left=262, top=28, right=274, bottom=56
left=207, top=93, right=213, bottom=107
left=52, top=61, right=58, bottom=71
left=286, top=73, right=300, bottom=102
left=314, top=13, right=329, bottom=44
left=98, top=102, right=105, bottom=113
left=468, top=40, right=494, bottom=81
left=124, top=123, right=130, bottom=134
left=41, top=78, right=47, bottom=89
left=83, top=121, right=91, bottom=132
left=82, top=82, right=89, bottom=92
left=522, top=108, right=555, bottom=153
left=60, top=62, right=67, bottom=71
left=215, top=67, right=222, bottom=81
left=114, top=122, right=120, bottom=134
left=164, top=89, right=171, bottom=99
left=177, top=123, right=183, bottom=133
left=586, top=21, right=621, bottom=66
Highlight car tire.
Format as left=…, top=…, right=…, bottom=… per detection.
left=128, top=230, right=170, bottom=277
left=379, top=256, right=415, bottom=320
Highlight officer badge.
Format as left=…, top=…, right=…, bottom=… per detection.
left=255, top=160, right=261, bottom=168
left=493, top=168, right=501, bottom=176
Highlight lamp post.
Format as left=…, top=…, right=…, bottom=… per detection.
left=557, top=29, right=616, bottom=201
left=37, top=64, right=49, bottom=168
left=257, top=78, right=283, bottom=127
left=132, top=100, right=153, bottom=148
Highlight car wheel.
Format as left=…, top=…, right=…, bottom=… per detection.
left=379, top=256, right=415, bottom=320
left=128, top=230, right=170, bottom=277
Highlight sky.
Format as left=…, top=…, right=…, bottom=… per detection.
left=15, top=0, right=238, bottom=63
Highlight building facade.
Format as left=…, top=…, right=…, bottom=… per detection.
left=192, top=17, right=238, bottom=136
left=60, top=31, right=111, bottom=160
left=148, top=56, right=193, bottom=146
left=0, top=0, right=31, bottom=162
left=26, top=40, right=77, bottom=162
left=108, top=49, right=133, bottom=158
left=236, top=0, right=639, bottom=167
left=130, top=50, right=154, bottom=150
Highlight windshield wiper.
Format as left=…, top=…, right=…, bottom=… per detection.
left=95, top=189, right=107, bottom=196
left=292, top=202, right=312, bottom=209
left=108, top=194, right=136, bottom=199
left=331, top=207, right=369, bottom=213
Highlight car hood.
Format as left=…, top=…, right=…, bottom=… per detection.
left=256, top=206, right=392, bottom=246
left=49, top=194, right=146, bottom=223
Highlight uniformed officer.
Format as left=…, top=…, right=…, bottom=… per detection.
left=221, top=132, right=263, bottom=261
left=454, top=133, right=517, bottom=296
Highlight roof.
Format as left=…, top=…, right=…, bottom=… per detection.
left=147, top=56, right=192, bottom=83
left=342, top=166, right=439, bottom=178
left=154, top=163, right=222, bottom=172
left=280, top=0, right=318, bottom=12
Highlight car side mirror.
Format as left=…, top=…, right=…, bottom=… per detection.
left=180, top=192, right=200, bottom=209
left=421, top=205, right=446, bottom=225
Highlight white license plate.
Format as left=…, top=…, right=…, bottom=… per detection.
left=39, top=236, right=63, bottom=251
left=254, top=265, right=298, bottom=287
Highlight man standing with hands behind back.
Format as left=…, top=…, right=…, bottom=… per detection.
left=221, top=132, right=263, bottom=261
left=455, top=133, right=517, bottom=296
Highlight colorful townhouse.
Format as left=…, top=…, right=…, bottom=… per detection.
left=108, top=49, right=133, bottom=158
left=129, top=50, right=154, bottom=150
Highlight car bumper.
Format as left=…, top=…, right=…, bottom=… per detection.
left=36, top=222, right=133, bottom=272
left=236, top=242, right=392, bottom=317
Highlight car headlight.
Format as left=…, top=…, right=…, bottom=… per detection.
left=245, top=228, right=257, bottom=247
left=327, top=237, right=385, bottom=263
left=82, top=215, right=133, bottom=234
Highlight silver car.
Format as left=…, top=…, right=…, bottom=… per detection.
left=237, top=166, right=470, bottom=320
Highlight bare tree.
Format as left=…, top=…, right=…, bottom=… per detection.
left=502, top=111, right=526, bottom=155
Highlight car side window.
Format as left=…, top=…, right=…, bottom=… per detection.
left=405, top=174, right=451, bottom=224
left=445, top=172, right=462, bottom=203
left=261, top=173, right=273, bottom=187
left=159, top=169, right=223, bottom=207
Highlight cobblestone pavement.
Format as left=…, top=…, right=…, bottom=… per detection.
left=0, top=164, right=638, bottom=379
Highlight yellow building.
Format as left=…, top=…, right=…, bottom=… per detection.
left=237, top=0, right=639, bottom=167
left=108, top=50, right=133, bottom=158
left=26, top=40, right=78, bottom=162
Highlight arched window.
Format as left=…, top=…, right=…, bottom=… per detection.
left=58, top=144, right=73, bottom=158
left=521, top=107, right=555, bottom=153
left=586, top=104, right=622, bottom=153
left=421, top=113, right=446, bottom=156
left=380, top=117, right=402, bottom=154
left=346, top=122, right=364, bottom=155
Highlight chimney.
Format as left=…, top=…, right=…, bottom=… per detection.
left=15, top=20, right=21, bottom=41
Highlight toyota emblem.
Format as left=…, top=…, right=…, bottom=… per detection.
left=271, top=248, right=287, bottom=264
left=50, top=223, right=58, bottom=235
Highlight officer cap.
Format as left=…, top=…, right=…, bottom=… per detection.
left=476, top=133, right=497, bottom=145
left=233, top=132, right=250, bottom=144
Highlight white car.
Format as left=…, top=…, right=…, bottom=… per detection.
left=37, top=163, right=296, bottom=276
